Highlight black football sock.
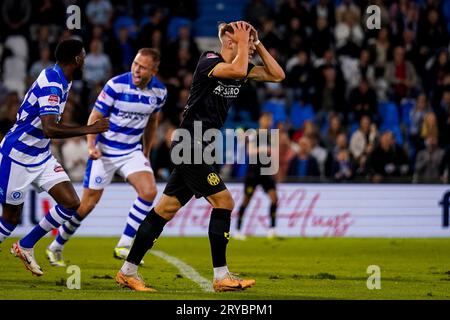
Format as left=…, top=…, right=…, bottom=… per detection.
left=208, top=208, right=231, bottom=268
left=270, top=202, right=277, bottom=228
left=237, top=204, right=247, bottom=231
left=126, top=208, right=168, bottom=265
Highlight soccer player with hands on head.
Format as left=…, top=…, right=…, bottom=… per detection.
left=115, top=20, right=285, bottom=292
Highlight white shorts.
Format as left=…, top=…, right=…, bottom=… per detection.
left=0, top=153, right=70, bottom=205
left=83, top=150, right=153, bottom=190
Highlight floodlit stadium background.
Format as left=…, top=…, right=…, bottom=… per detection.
left=1, top=0, right=450, bottom=238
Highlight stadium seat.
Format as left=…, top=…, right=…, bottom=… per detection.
left=167, top=17, right=192, bottom=41
left=113, top=15, right=137, bottom=39
left=193, top=0, right=244, bottom=37
left=378, top=101, right=399, bottom=126
left=262, top=100, right=287, bottom=126
left=290, top=101, right=315, bottom=130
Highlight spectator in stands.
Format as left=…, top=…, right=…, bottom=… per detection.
left=336, top=0, right=360, bottom=24
left=83, top=38, right=112, bottom=88
left=165, top=24, right=200, bottom=66
left=282, top=16, right=310, bottom=56
left=417, top=8, right=449, bottom=56
left=335, top=10, right=364, bottom=57
left=308, top=131, right=328, bottom=176
left=389, top=0, right=419, bottom=43
left=28, top=46, right=54, bottom=85
left=311, top=0, right=335, bottom=29
left=369, top=28, right=390, bottom=78
left=341, top=49, right=376, bottom=91
left=137, top=7, right=167, bottom=49
left=421, top=111, right=439, bottom=143
left=86, top=0, right=113, bottom=29
left=385, top=46, right=419, bottom=103
left=322, top=113, right=343, bottom=150
left=259, top=18, right=283, bottom=51
left=350, top=115, right=378, bottom=173
left=325, top=132, right=349, bottom=174
left=286, top=50, right=313, bottom=98
left=402, top=29, right=421, bottom=75
left=409, top=93, right=432, bottom=151
left=414, top=135, right=445, bottom=182
left=288, top=136, right=320, bottom=178
left=367, top=131, right=410, bottom=182
left=311, top=17, right=334, bottom=58
left=348, top=78, right=378, bottom=122
left=314, top=64, right=346, bottom=123
left=330, top=149, right=354, bottom=181
left=276, top=129, right=296, bottom=182
left=278, top=0, right=311, bottom=30
left=29, top=24, right=57, bottom=66
left=427, top=49, right=450, bottom=100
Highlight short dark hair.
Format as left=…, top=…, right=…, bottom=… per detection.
left=137, top=48, right=161, bottom=66
left=55, top=39, right=84, bottom=64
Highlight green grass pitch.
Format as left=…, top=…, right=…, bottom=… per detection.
left=0, top=237, right=450, bottom=300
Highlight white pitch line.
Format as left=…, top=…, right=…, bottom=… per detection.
left=151, top=250, right=214, bottom=293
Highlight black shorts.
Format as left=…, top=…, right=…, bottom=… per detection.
left=243, top=173, right=276, bottom=196
left=163, top=163, right=227, bottom=205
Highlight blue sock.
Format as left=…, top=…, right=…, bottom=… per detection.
left=0, top=217, right=17, bottom=243
left=20, top=205, right=76, bottom=249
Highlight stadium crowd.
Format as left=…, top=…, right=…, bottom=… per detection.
left=0, top=0, right=450, bottom=183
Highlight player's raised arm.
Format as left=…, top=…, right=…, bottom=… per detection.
left=247, top=26, right=285, bottom=83
left=210, top=22, right=251, bottom=79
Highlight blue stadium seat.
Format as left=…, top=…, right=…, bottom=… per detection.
left=113, top=15, right=137, bottom=39
left=290, top=101, right=315, bottom=130
left=378, top=101, right=399, bottom=126
left=262, top=100, right=287, bottom=126
left=167, top=17, right=192, bottom=41
left=193, top=0, right=245, bottom=37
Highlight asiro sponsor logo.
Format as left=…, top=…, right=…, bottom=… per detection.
left=213, top=81, right=241, bottom=98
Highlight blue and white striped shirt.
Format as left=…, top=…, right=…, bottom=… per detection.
left=0, top=64, right=71, bottom=167
left=94, top=72, right=167, bottom=156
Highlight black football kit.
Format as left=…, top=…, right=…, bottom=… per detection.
left=164, top=51, right=255, bottom=205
